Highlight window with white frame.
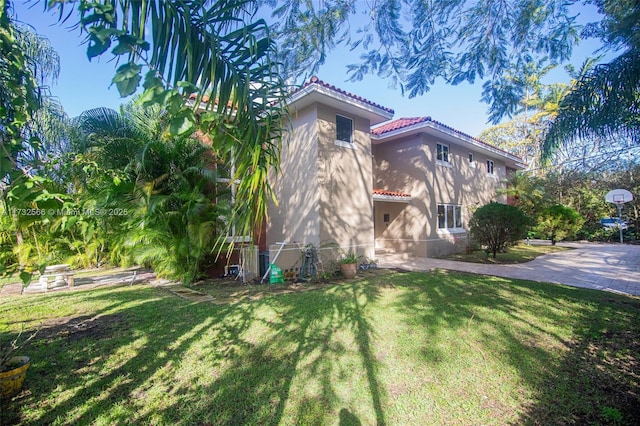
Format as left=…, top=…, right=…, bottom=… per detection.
left=486, top=160, right=494, bottom=175
left=437, top=204, right=463, bottom=230
left=468, top=152, right=476, bottom=168
left=336, top=114, right=353, bottom=144
left=437, top=143, right=449, bottom=163
left=216, top=161, right=250, bottom=242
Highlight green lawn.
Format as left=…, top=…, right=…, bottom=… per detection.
left=441, top=242, right=569, bottom=264
left=1, top=271, right=639, bottom=425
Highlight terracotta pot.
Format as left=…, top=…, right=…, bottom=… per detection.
left=340, top=263, right=357, bottom=279
left=0, top=356, right=30, bottom=398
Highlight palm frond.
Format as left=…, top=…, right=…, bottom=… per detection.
left=78, top=107, right=134, bottom=138
left=13, top=23, right=60, bottom=87
left=543, top=49, right=640, bottom=160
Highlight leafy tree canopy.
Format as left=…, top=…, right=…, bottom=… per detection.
left=479, top=56, right=640, bottom=172
left=264, top=0, right=584, bottom=121
left=1, top=0, right=71, bottom=281
left=265, top=0, right=639, bottom=153
left=27, top=0, right=290, bottom=252
left=536, top=204, right=584, bottom=245
left=542, top=0, right=640, bottom=158
left=497, top=170, right=548, bottom=218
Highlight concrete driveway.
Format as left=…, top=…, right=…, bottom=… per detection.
left=377, top=242, right=640, bottom=296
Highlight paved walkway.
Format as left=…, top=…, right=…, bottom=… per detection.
left=377, top=242, right=640, bottom=296
left=0, top=267, right=157, bottom=297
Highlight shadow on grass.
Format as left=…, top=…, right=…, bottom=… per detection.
left=1, top=282, right=387, bottom=425
left=2, top=272, right=639, bottom=425
left=516, top=295, right=640, bottom=425
left=391, top=270, right=640, bottom=425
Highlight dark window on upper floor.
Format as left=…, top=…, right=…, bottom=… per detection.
left=437, top=143, right=449, bottom=162
left=336, top=114, right=353, bottom=144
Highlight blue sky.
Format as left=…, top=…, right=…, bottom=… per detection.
left=14, top=1, right=607, bottom=137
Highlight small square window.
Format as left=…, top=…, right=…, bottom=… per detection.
left=487, top=160, right=494, bottom=174
left=437, top=143, right=449, bottom=162
left=336, top=115, right=353, bottom=144
left=383, top=213, right=390, bottom=223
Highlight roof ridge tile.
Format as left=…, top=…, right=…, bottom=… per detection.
left=298, top=76, right=395, bottom=114
left=372, top=116, right=520, bottom=160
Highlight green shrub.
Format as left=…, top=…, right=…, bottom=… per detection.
left=469, top=202, right=531, bottom=259
left=536, top=205, right=584, bottom=245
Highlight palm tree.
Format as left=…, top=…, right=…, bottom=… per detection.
left=44, top=0, right=289, bottom=252
left=1, top=3, right=62, bottom=163
left=498, top=170, right=547, bottom=218
left=480, top=57, right=607, bottom=172
left=1, top=2, right=67, bottom=279
left=542, top=0, right=640, bottom=160
left=72, top=104, right=226, bottom=283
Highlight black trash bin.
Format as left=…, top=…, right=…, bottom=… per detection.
left=259, top=251, right=269, bottom=278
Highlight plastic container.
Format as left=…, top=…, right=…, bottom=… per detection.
left=269, top=264, right=284, bottom=284
left=0, top=356, right=30, bottom=398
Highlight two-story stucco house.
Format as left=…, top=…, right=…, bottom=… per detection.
left=266, top=77, right=525, bottom=272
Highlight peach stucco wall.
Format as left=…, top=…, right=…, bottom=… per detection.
left=317, top=104, right=375, bottom=261
left=267, top=103, right=375, bottom=272
left=268, top=98, right=512, bottom=269
left=267, top=104, right=320, bottom=248
left=373, top=132, right=508, bottom=257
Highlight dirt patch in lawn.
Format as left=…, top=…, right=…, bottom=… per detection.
left=190, top=268, right=394, bottom=304
left=37, top=313, right=129, bottom=343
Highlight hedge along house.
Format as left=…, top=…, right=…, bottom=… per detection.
left=265, top=77, right=525, bottom=273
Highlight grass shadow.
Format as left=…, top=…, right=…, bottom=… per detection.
left=389, top=269, right=640, bottom=424
left=3, top=271, right=638, bottom=424
left=1, top=280, right=388, bottom=425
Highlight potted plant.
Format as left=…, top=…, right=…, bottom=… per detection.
left=339, top=250, right=361, bottom=279
left=1, top=327, right=37, bottom=399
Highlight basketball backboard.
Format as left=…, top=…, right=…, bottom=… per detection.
left=605, top=189, right=633, bottom=205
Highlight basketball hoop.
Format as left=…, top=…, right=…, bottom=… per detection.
left=605, top=189, right=634, bottom=244
left=606, top=189, right=633, bottom=205
left=613, top=194, right=625, bottom=204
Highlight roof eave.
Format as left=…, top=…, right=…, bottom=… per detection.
left=288, top=84, right=394, bottom=125
left=372, top=194, right=412, bottom=203
left=372, top=121, right=525, bottom=169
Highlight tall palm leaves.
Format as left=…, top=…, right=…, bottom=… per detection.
left=1, top=3, right=62, bottom=166
left=1, top=1, right=67, bottom=280
left=542, top=49, right=640, bottom=159
left=542, top=0, right=640, bottom=160
left=46, top=0, right=289, bottom=251
left=72, top=105, right=224, bottom=283
left=498, top=171, right=547, bottom=218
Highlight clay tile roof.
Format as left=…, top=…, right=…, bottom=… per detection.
left=371, top=117, right=431, bottom=135
left=371, top=116, right=520, bottom=160
left=298, top=76, right=395, bottom=114
left=373, top=189, right=412, bottom=198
